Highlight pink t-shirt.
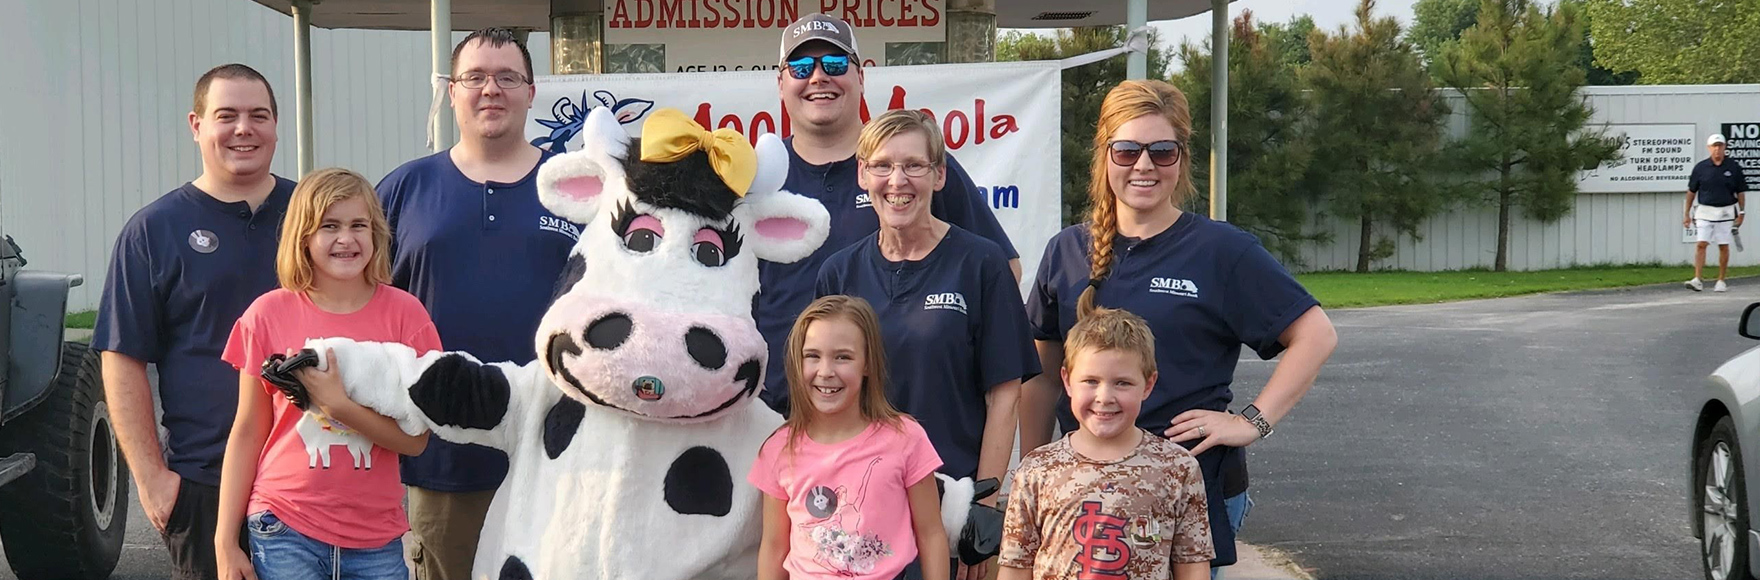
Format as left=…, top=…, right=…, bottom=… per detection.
left=747, top=418, right=943, bottom=579
left=221, top=285, right=441, bottom=549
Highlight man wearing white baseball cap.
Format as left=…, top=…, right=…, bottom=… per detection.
left=1684, top=133, right=1749, bottom=292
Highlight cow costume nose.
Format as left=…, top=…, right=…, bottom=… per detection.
left=586, top=313, right=633, bottom=350
left=684, top=327, right=727, bottom=370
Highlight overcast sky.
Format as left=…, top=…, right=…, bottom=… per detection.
left=1147, top=0, right=1421, bottom=50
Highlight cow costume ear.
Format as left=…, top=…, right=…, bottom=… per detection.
left=747, top=134, right=788, bottom=197
left=733, top=189, right=830, bottom=265
left=538, top=107, right=631, bottom=223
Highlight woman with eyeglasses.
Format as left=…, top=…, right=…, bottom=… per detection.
left=1017, top=80, right=1338, bottom=579
left=814, top=109, right=1039, bottom=580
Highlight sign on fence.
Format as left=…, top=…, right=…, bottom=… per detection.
left=1578, top=124, right=1697, bottom=193
left=527, top=60, right=1062, bottom=294
left=1722, top=122, right=1760, bottom=193
left=603, top=1, right=946, bottom=71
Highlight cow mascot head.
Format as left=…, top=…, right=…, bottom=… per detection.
left=535, top=107, right=827, bottom=422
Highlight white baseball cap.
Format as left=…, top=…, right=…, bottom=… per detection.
left=1710, top=134, right=1728, bottom=146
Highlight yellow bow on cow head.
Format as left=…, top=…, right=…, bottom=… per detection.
left=639, top=108, right=757, bottom=196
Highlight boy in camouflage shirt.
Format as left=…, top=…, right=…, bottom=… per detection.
left=999, top=308, right=1214, bottom=580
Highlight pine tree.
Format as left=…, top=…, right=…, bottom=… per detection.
left=1585, top=0, right=1760, bottom=84
left=1438, top=0, right=1622, bottom=271
left=1304, top=0, right=1451, bottom=272
left=1177, top=11, right=1329, bottom=264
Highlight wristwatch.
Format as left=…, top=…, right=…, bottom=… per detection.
left=1240, top=405, right=1274, bottom=439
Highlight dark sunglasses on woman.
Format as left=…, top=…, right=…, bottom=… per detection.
left=785, top=54, right=853, bottom=80
left=1108, top=139, right=1184, bottom=167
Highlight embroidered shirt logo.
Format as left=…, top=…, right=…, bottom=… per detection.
left=1150, top=277, right=1198, bottom=298
left=539, top=216, right=581, bottom=241
left=924, top=292, right=968, bottom=314
left=188, top=230, right=218, bottom=254
left=854, top=192, right=873, bottom=209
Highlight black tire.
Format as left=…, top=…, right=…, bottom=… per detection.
left=1699, top=415, right=1757, bottom=580
left=0, top=342, right=128, bottom=580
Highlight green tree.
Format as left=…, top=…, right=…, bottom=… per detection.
left=997, top=28, right=1173, bottom=223
left=1438, top=0, right=1622, bottom=271
left=1559, top=0, right=1638, bottom=85
left=1585, top=0, right=1760, bottom=84
left=1305, top=0, right=1452, bottom=272
left=1177, top=11, right=1329, bottom=263
left=1408, top=0, right=1480, bottom=67
left=1261, top=15, right=1318, bottom=67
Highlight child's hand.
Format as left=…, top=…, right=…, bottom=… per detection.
left=216, top=543, right=258, bottom=580
left=958, top=560, right=989, bottom=580
left=292, top=348, right=348, bottom=413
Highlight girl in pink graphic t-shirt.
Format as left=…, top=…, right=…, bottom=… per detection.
left=750, top=295, right=950, bottom=580
left=215, top=168, right=439, bottom=580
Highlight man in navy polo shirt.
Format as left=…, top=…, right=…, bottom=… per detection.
left=757, top=13, right=1020, bottom=413
left=94, top=64, right=294, bottom=580
left=375, top=29, right=575, bottom=580
left=1684, top=133, right=1749, bottom=292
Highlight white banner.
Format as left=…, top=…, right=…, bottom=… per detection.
left=604, top=1, right=945, bottom=71
left=527, top=60, right=1063, bottom=296
left=1578, top=124, right=1697, bottom=193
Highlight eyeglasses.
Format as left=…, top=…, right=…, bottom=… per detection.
left=785, top=54, right=852, bottom=80
left=452, top=71, right=530, bottom=90
left=863, top=161, right=936, bottom=178
left=1108, top=140, right=1184, bottom=167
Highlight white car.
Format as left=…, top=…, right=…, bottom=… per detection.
left=1695, top=303, right=1760, bottom=580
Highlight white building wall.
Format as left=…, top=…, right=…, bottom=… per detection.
left=1, top=0, right=550, bottom=310
left=1295, top=85, right=1760, bottom=272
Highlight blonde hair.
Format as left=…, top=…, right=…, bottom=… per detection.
left=782, top=295, right=906, bottom=451
left=1078, top=80, right=1196, bottom=319
left=1063, top=307, right=1157, bottom=379
left=857, top=109, right=946, bottom=167
left=276, top=168, right=393, bottom=292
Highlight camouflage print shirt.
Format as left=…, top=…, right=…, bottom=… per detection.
left=999, top=431, right=1214, bottom=579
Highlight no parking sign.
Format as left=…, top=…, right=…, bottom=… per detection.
left=1722, top=122, right=1760, bottom=192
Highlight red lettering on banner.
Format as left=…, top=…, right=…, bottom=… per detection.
left=884, top=86, right=1019, bottom=150
left=610, top=0, right=630, bottom=28
left=877, top=0, right=895, bottom=26
left=921, top=0, right=940, bottom=27
left=752, top=111, right=777, bottom=136
left=899, top=0, right=917, bottom=26
left=840, top=0, right=864, bottom=26
left=635, top=0, right=655, bottom=26
left=722, top=0, right=740, bottom=27
left=780, top=1, right=799, bottom=26
left=718, top=114, right=744, bottom=134
left=657, top=0, right=683, bottom=27
left=743, top=0, right=756, bottom=27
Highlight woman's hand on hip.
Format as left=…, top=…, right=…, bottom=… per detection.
left=1165, top=409, right=1258, bottom=455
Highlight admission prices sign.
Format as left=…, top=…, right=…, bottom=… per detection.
left=527, top=61, right=1062, bottom=296
left=1578, top=124, right=1697, bottom=193
left=605, top=1, right=946, bottom=71
left=1722, top=122, right=1760, bottom=193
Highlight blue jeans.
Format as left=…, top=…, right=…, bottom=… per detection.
left=246, top=511, right=407, bottom=580
left=1209, top=492, right=1254, bottom=580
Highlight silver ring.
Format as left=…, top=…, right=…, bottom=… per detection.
left=1197, top=425, right=1208, bottom=437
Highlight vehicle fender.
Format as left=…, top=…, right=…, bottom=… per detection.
left=3, top=271, right=81, bottom=422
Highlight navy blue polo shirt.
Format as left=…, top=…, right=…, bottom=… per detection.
left=377, top=149, right=576, bottom=492
left=93, top=178, right=295, bottom=487
left=756, top=139, right=1019, bottom=412
left=1690, top=157, right=1748, bottom=207
left=1024, top=212, right=1319, bottom=566
left=814, top=226, right=1040, bottom=479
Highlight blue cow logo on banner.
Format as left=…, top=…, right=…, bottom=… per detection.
left=532, top=90, right=655, bottom=153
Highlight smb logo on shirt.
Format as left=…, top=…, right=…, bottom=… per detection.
left=1149, top=277, right=1199, bottom=299
left=854, top=192, right=873, bottom=209
left=538, top=215, right=581, bottom=241
left=924, top=292, right=968, bottom=314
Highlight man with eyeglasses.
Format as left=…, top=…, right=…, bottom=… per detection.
left=756, top=13, right=1021, bottom=421
left=372, top=28, right=577, bottom=580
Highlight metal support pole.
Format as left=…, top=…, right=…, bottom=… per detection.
left=1209, top=0, right=1229, bottom=221
left=292, top=0, right=315, bottom=177
left=1126, top=0, right=1147, bottom=79
left=431, top=0, right=455, bottom=151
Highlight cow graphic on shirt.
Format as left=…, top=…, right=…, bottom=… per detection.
left=299, top=107, right=839, bottom=579
left=293, top=413, right=373, bottom=470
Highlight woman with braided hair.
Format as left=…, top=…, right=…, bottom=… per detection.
left=1018, top=79, right=1337, bottom=578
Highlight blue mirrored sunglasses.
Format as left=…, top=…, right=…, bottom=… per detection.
left=785, top=54, right=852, bottom=80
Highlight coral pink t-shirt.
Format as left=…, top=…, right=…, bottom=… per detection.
left=222, top=285, right=441, bottom=548
left=748, top=418, right=943, bottom=579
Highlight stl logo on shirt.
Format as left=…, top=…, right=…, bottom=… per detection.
left=924, top=292, right=968, bottom=314
left=1149, top=277, right=1199, bottom=299
left=1071, top=501, right=1131, bottom=578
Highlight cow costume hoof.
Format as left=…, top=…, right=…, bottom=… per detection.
left=304, top=107, right=830, bottom=579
